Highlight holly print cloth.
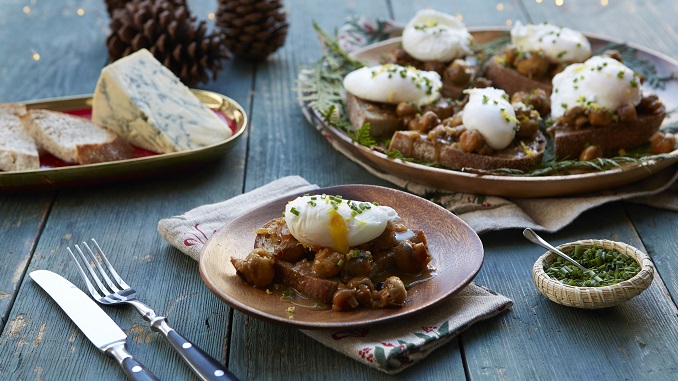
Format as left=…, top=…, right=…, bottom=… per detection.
left=157, top=176, right=512, bottom=373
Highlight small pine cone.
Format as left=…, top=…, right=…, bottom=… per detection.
left=216, top=0, right=288, bottom=61
left=106, top=0, right=229, bottom=86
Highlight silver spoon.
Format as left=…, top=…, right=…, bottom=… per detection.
left=523, top=228, right=603, bottom=282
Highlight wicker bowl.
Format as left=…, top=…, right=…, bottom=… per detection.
left=532, top=239, right=654, bottom=309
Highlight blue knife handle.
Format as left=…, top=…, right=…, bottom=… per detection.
left=121, top=357, right=160, bottom=381
left=165, top=329, right=239, bottom=381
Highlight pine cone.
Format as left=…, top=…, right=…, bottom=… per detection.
left=104, top=0, right=186, bottom=17
left=106, top=0, right=229, bottom=86
left=216, top=0, right=288, bottom=61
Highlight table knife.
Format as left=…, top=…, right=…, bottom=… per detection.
left=30, top=270, right=159, bottom=381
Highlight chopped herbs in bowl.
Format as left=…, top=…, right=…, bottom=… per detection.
left=532, top=239, right=654, bottom=309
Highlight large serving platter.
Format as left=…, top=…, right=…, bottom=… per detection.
left=199, top=184, right=484, bottom=329
left=305, top=28, right=678, bottom=197
left=0, top=90, right=247, bottom=190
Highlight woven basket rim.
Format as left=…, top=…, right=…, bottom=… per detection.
left=532, top=239, right=654, bottom=308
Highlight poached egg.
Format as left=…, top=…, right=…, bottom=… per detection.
left=462, top=88, right=518, bottom=150
left=401, top=9, right=473, bottom=62
left=284, top=195, right=398, bottom=254
left=551, top=56, right=641, bottom=119
left=343, top=64, right=442, bottom=106
left=511, top=21, right=591, bottom=63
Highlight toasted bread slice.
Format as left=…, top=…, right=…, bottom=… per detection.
left=21, top=110, right=134, bottom=164
left=274, top=260, right=339, bottom=304
left=0, top=103, right=40, bottom=171
left=550, top=109, right=666, bottom=159
left=345, top=93, right=402, bottom=138
left=389, top=129, right=546, bottom=171
left=484, top=59, right=552, bottom=96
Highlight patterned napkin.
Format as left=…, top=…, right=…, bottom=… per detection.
left=303, top=16, right=678, bottom=234
left=158, top=176, right=513, bottom=374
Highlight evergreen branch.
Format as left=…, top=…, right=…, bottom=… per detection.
left=487, top=153, right=678, bottom=177
left=470, top=33, right=511, bottom=67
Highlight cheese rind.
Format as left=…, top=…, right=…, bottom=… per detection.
left=92, top=49, right=231, bottom=153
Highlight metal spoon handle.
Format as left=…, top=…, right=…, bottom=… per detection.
left=523, top=228, right=589, bottom=272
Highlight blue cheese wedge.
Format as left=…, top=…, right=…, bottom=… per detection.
left=91, top=49, right=232, bottom=153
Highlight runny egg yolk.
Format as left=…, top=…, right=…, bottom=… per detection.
left=328, top=209, right=349, bottom=254
left=283, top=195, right=399, bottom=253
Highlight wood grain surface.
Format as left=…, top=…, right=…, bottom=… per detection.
left=1, top=0, right=677, bottom=380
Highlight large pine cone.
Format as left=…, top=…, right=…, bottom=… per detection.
left=104, top=0, right=186, bottom=18
left=216, top=0, right=288, bottom=61
left=107, top=0, right=229, bottom=86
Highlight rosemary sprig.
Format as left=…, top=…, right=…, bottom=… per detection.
left=488, top=153, right=678, bottom=177
left=470, top=32, right=511, bottom=67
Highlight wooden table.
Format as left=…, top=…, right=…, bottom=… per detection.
left=1, top=0, right=677, bottom=380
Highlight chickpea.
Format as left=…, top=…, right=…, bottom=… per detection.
left=396, top=102, right=418, bottom=117
left=230, top=248, right=275, bottom=287
left=617, top=103, right=637, bottom=123
left=408, top=111, right=439, bottom=133
left=579, top=145, right=603, bottom=161
left=515, top=109, right=540, bottom=137
left=394, top=240, right=432, bottom=274
left=376, top=277, right=407, bottom=307
left=422, top=61, right=446, bottom=73
left=503, top=46, right=517, bottom=66
left=511, top=89, right=550, bottom=116
left=518, top=119, right=539, bottom=137
left=332, top=287, right=359, bottom=311
left=444, top=59, right=472, bottom=85
left=575, top=116, right=589, bottom=129
left=472, top=76, right=492, bottom=89
left=346, top=277, right=376, bottom=307
left=589, top=108, right=614, bottom=126
left=344, top=250, right=373, bottom=277
left=423, top=99, right=456, bottom=120
left=312, top=248, right=344, bottom=278
left=558, top=105, right=586, bottom=128
left=442, top=113, right=463, bottom=128
left=514, top=51, right=549, bottom=78
left=639, top=94, right=664, bottom=113
left=650, top=132, right=677, bottom=154
left=459, top=130, right=483, bottom=153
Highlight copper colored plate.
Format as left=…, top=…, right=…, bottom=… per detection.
left=0, top=90, right=247, bottom=190
left=199, top=184, right=484, bottom=329
left=305, top=28, right=678, bottom=197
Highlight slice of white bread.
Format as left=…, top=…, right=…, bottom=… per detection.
left=0, top=103, right=40, bottom=171
left=21, top=110, right=134, bottom=164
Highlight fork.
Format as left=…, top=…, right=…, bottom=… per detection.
left=68, top=239, right=239, bottom=381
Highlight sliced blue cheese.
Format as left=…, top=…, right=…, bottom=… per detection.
left=92, top=49, right=232, bottom=153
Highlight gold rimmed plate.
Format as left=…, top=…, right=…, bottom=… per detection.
left=0, top=90, right=247, bottom=190
left=303, top=28, right=678, bottom=197
left=199, top=184, right=484, bottom=329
